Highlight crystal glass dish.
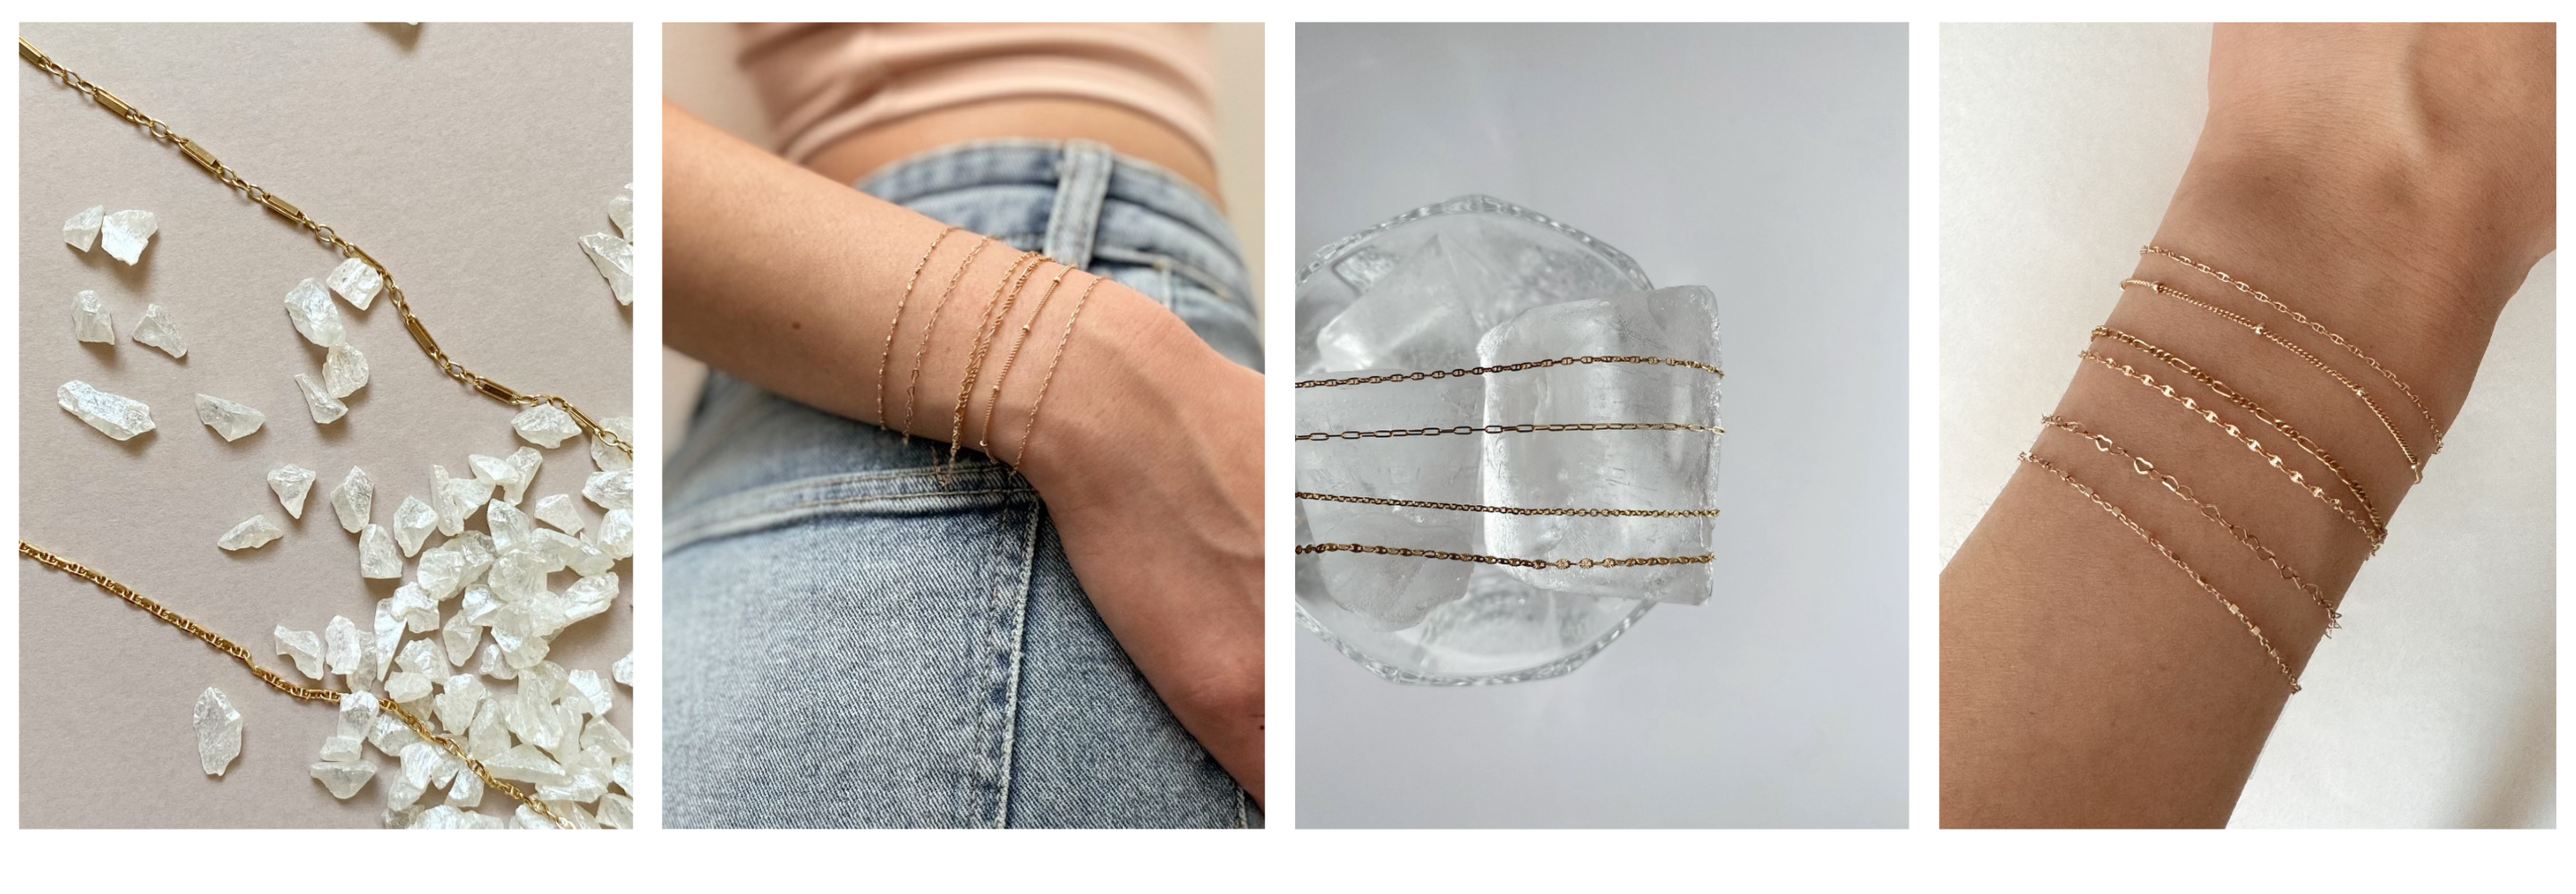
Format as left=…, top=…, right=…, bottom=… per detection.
left=1296, top=195, right=1723, bottom=685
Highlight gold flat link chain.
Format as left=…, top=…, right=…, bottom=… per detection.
left=1296, top=491, right=1723, bottom=518
left=1296, top=542, right=1713, bottom=569
left=2140, top=245, right=2444, bottom=459
left=2123, top=278, right=2417, bottom=479
left=1296, top=421, right=1724, bottom=442
left=20, top=38, right=630, bottom=460
left=2038, top=417, right=2341, bottom=625
left=1296, top=354, right=1724, bottom=389
left=20, top=542, right=574, bottom=828
left=2079, top=350, right=2385, bottom=550
left=2016, top=455, right=2301, bottom=692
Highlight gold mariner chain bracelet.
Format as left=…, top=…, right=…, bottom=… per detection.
left=20, top=38, right=632, bottom=460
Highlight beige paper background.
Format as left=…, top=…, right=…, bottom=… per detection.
left=18, top=22, right=634, bottom=828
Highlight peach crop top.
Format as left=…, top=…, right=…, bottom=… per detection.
left=737, top=22, right=1219, bottom=164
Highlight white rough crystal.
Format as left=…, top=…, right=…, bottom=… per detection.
left=385, top=671, right=433, bottom=704
left=436, top=674, right=487, bottom=734
left=332, top=467, right=374, bottom=533
left=132, top=303, right=187, bottom=358
left=370, top=600, right=402, bottom=682
left=468, top=700, right=510, bottom=759
left=447, top=768, right=485, bottom=809
left=441, top=608, right=482, bottom=670
left=582, top=718, right=632, bottom=760
left=589, top=508, right=634, bottom=561
left=565, top=669, right=612, bottom=717
left=582, top=469, right=633, bottom=510
left=73, top=290, right=118, bottom=343
left=293, top=374, right=347, bottom=424
left=217, top=514, right=284, bottom=551
left=320, top=690, right=378, bottom=762
left=591, top=417, right=635, bottom=472
left=511, top=404, right=582, bottom=449
left=392, top=496, right=437, bottom=557
left=449, top=532, right=496, bottom=587
left=470, top=451, right=542, bottom=505
left=282, top=277, right=346, bottom=347
left=564, top=573, right=620, bottom=627
left=324, top=615, right=363, bottom=679
left=430, top=465, right=492, bottom=536
left=532, top=493, right=584, bottom=536
left=309, top=760, right=377, bottom=798
left=515, top=805, right=559, bottom=830
left=358, top=524, right=402, bottom=578
left=275, top=626, right=326, bottom=679
left=477, top=644, right=518, bottom=681
left=486, top=499, right=535, bottom=554
left=101, top=209, right=157, bottom=265
left=397, top=640, right=444, bottom=678
left=194, top=393, right=267, bottom=441
left=597, top=792, right=633, bottom=829
left=388, top=743, right=437, bottom=810
left=323, top=344, right=369, bottom=398
left=579, top=232, right=633, bottom=306
left=459, top=586, right=500, bottom=627
left=369, top=711, right=419, bottom=756
left=326, top=257, right=384, bottom=310
left=534, top=529, right=614, bottom=577
left=57, top=381, right=155, bottom=441
left=64, top=205, right=103, bottom=251
left=267, top=464, right=316, bottom=519
left=612, top=654, right=632, bottom=687
left=486, top=744, right=568, bottom=785
left=609, top=184, right=634, bottom=240
left=416, top=547, right=469, bottom=602
left=194, top=687, right=242, bottom=776
left=391, top=584, right=440, bottom=633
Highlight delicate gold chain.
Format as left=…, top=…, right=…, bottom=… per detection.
left=1296, top=354, right=1724, bottom=389
left=974, top=265, right=1073, bottom=454
left=877, top=227, right=964, bottom=427
left=2123, top=278, right=2419, bottom=478
left=946, top=256, right=1049, bottom=480
left=20, top=542, right=574, bottom=827
left=2038, top=417, right=2341, bottom=625
left=2079, top=350, right=2384, bottom=549
left=2014, top=456, right=2301, bottom=692
left=1014, top=275, right=1105, bottom=468
left=1296, top=491, right=1723, bottom=519
left=1297, top=421, right=1724, bottom=442
left=20, top=38, right=630, bottom=460
left=1296, top=542, right=1714, bottom=569
left=897, top=236, right=998, bottom=443
left=2090, top=325, right=2381, bottom=537
left=2142, top=245, right=2445, bottom=457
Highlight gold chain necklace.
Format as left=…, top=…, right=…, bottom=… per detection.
left=19, top=38, right=632, bottom=460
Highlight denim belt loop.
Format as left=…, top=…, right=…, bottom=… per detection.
left=1042, top=140, right=1116, bottom=268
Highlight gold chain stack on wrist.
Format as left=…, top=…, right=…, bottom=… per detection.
left=2021, top=245, right=2446, bottom=693
left=1294, top=355, right=1724, bottom=569
left=880, top=227, right=1101, bottom=480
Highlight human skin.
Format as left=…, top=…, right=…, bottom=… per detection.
left=663, top=101, right=1264, bottom=805
left=1941, top=24, right=2552, bottom=827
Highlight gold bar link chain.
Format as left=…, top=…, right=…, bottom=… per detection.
left=20, top=542, right=575, bottom=828
left=1296, top=542, right=1714, bottom=569
left=21, top=38, right=631, bottom=460
left=1296, top=491, right=1724, bottom=519
left=2123, top=278, right=2417, bottom=480
left=1296, top=354, right=1724, bottom=389
left=1297, top=421, right=1724, bottom=442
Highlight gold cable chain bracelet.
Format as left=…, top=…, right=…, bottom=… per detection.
left=1296, top=354, right=1724, bottom=388
left=21, top=38, right=631, bottom=460
left=1297, top=421, right=1724, bottom=442
left=1295, top=542, right=1714, bottom=570
left=2123, top=278, right=2418, bottom=479
left=1296, top=491, right=1723, bottom=519
left=20, top=542, right=575, bottom=828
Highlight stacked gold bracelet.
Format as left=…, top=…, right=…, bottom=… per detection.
left=876, top=227, right=1102, bottom=480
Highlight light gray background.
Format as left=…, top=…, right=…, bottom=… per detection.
left=1941, top=24, right=2553, bottom=828
left=19, top=23, right=634, bottom=827
left=1296, top=23, right=1907, bottom=828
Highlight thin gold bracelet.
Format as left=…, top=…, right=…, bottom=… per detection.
left=1296, top=491, right=1724, bottom=518
left=877, top=226, right=964, bottom=429
left=1296, top=542, right=1714, bottom=569
left=2123, top=278, right=2422, bottom=480
left=1296, top=354, right=1724, bottom=388
left=1013, top=275, right=1106, bottom=468
left=2078, top=350, right=2384, bottom=549
left=946, top=255, right=1049, bottom=482
left=897, top=239, right=1004, bottom=440
left=1296, top=421, right=1724, bottom=442
left=974, top=264, right=1075, bottom=456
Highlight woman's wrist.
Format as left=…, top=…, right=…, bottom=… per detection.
left=1010, top=285, right=1256, bottom=507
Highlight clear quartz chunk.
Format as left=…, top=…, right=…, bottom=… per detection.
left=331, top=467, right=374, bottom=533
left=566, top=669, right=612, bottom=716
left=64, top=205, right=103, bottom=251
left=392, top=496, right=437, bottom=556
left=57, top=381, right=155, bottom=440
left=274, top=626, right=326, bottom=679
left=590, top=508, right=633, bottom=561
left=321, top=691, right=378, bottom=762
left=358, top=524, right=402, bottom=578
left=532, top=493, right=584, bottom=536
left=511, top=404, right=582, bottom=449
left=432, top=465, right=493, bottom=536
left=194, top=393, right=267, bottom=441
left=486, top=743, right=568, bottom=785
left=324, top=615, right=363, bottom=679
left=392, top=585, right=441, bottom=634
left=73, top=290, right=117, bottom=343
left=292, top=374, right=347, bottom=424
left=487, top=499, right=536, bottom=554
left=582, top=469, right=633, bottom=510
left=416, top=547, right=469, bottom=602
left=323, top=344, right=369, bottom=398
left=369, top=600, right=401, bottom=682
left=470, top=451, right=539, bottom=505
left=591, top=417, right=635, bottom=472
left=613, top=654, right=632, bottom=687
left=267, top=464, right=316, bottom=519
left=446, top=768, right=484, bottom=808
left=579, top=232, right=634, bottom=306
left=194, top=687, right=242, bottom=776
left=325, top=257, right=383, bottom=310
left=309, top=760, right=377, bottom=798
left=101, top=209, right=157, bottom=265
left=132, top=303, right=186, bottom=358
left=597, top=793, right=633, bottom=829
left=217, top=514, right=284, bottom=551
left=385, top=671, right=433, bottom=704
left=442, top=607, right=482, bottom=668
left=608, top=184, right=634, bottom=240
left=282, top=277, right=346, bottom=347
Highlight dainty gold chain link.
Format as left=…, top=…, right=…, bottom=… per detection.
left=2015, top=455, right=2301, bottom=692
left=20, top=542, right=573, bottom=827
left=1296, top=542, right=1713, bottom=569
left=2123, top=278, right=2417, bottom=478
left=1297, top=421, right=1724, bottom=442
left=20, top=38, right=630, bottom=460
left=1296, top=491, right=1723, bottom=519
left=1296, top=354, right=1724, bottom=389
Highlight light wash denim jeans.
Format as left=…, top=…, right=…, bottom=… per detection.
left=665, top=141, right=1262, bottom=828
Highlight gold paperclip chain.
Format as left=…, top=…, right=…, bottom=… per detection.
left=20, top=38, right=631, bottom=460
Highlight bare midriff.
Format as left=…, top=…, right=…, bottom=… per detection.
left=802, top=96, right=1221, bottom=205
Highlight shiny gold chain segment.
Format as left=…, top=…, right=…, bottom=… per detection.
left=2015, top=455, right=2301, bottom=692
left=877, top=226, right=964, bottom=427
left=2123, top=278, right=2419, bottom=479
left=1296, top=491, right=1722, bottom=518
left=1014, top=275, right=1105, bottom=468
left=1296, top=354, right=1724, bottom=388
left=2142, top=245, right=2445, bottom=454
left=2079, top=350, right=2385, bottom=549
left=19, top=38, right=630, bottom=460
left=2038, top=417, right=2341, bottom=625
left=20, top=542, right=573, bottom=828
left=1297, top=421, right=1724, bottom=442
left=1296, top=542, right=1714, bottom=569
